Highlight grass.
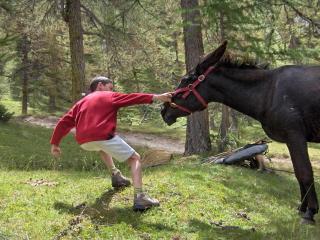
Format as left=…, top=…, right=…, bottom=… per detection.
left=1, top=122, right=320, bottom=239
left=0, top=121, right=99, bottom=171
left=1, top=163, right=320, bottom=239
left=0, top=97, right=24, bottom=116
left=0, top=93, right=69, bottom=118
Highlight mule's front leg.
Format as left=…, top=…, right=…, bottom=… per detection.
left=286, top=134, right=319, bottom=224
left=297, top=182, right=307, bottom=213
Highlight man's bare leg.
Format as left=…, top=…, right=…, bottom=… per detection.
left=99, top=151, right=118, bottom=174
left=127, top=152, right=159, bottom=210
left=255, top=154, right=266, bottom=171
left=100, top=151, right=131, bottom=188
left=127, top=152, right=143, bottom=189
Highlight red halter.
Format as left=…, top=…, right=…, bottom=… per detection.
left=170, top=66, right=216, bottom=114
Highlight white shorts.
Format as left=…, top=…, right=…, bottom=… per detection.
left=80, top=135, right=135, bottom=162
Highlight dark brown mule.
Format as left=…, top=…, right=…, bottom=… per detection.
left=161, top=41, right=320, bottom=224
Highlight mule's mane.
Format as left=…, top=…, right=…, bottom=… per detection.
left=212, top=54, right=269, bottom=83
left=216, top=54, right=269, bottom=70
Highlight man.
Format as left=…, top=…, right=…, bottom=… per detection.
left=50, top=76, right=172, bottom=211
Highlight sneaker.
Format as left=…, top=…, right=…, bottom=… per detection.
left=111, top=171, right=131, bottom=188
left=133, top=193, right=160, bottom=211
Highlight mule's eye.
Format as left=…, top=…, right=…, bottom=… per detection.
left=180, top=76, right=192, bottom=84
left=181, top=77, right=188, bottom=82
left=190, top=74, right=198, bottom=80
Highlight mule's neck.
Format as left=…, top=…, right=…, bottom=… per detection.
left=207, top=68, right=271, bottom=121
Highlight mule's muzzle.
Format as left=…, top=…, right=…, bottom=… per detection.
left=161, top=103, right=177, bottom=126
left=163, top=116, right=176, bottom=126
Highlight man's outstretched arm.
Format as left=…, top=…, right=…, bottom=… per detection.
left=112, top=92, right=172, bottom=108
left=152, top=93, right=172, bottom=103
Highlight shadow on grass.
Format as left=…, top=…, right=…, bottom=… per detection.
left=176, top=164, right=320, bottom=236
left=54, top=188, right=175, bottom=232
left=188, top=218, right=264, bottom=240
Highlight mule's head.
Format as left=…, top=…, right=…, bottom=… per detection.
left=161, top=41, right=227, bottom=125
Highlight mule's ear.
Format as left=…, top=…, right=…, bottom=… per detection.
left=195, top=41, right=228, bottom=74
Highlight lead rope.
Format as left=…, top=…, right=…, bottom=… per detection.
left=299, top=182, right=315, bottom=212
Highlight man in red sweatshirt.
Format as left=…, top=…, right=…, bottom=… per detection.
left=50, top=76, right=172, bottom=211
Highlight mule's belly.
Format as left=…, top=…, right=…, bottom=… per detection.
left=260, top=107, right=301, bottom=143
left=307, top=129, right=320, bottom=143
left=262, top=117, right=320, bottom=143
left=304, top=117, right=320, bottom=143
left=261, top=125, right=287, bottom=143
left=310, top=138, right=320, bottom=143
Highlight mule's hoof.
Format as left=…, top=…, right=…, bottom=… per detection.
left=300, top=217, right=315, bottom=225
left=297, top=204, right=307, bottom=213
left=301, top=208, right=316, bottom=225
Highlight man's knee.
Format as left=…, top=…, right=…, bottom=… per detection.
left=100, top=150, right=111, bottom=158
left=127, top=152, right=141, bottom=164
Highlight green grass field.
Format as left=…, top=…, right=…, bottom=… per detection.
left=1, top=165, right=319, bottom=239
left=1, top=122, right=320, bottom=239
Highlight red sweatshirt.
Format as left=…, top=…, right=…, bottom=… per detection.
left=50, top=91, right=154, bottom=145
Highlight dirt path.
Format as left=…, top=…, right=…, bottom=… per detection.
left=118, top=132, right=184, bottom=154
left=21, top=116, right=184, bottom=154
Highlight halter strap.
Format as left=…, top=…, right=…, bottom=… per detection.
left=171, top=66, right=216, bottom=114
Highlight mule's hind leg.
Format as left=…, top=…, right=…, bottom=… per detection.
left=286, top=134, right=319, bottom=223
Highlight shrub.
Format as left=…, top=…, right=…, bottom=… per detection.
left=0, top=104, right=14, bottom=122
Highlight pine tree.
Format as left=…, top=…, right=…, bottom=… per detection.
left=181, top=0, right=211, bottom=154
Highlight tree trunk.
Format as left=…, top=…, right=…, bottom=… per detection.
left=65, top=0, right=85, bottom=102
left=48, top=77, right=58, bottom=112
left=209, top=103, right=219, bottom=130
left=219, top=105, right=230, bottom=151
left=132, top=67, right=140, bottom=92
left=48, top=95, right=56, bottom=112
left=21, top=34, right=30, bottom=115
left=218, top=10, right=231, bottom=151
left=230, top=109, right=239, bottom=134
left=173, top=31, right=179, bottom=63
left=181, top=0, right=211, bottom=155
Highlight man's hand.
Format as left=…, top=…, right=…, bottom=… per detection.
left=51, top=144, right=61, bottom=158
left=153, top=93, right=172, bottom=103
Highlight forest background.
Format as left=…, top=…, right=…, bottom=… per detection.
left=1, top=1, right=320, bottom=239
left=0, top=0, right=320, bottom=153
